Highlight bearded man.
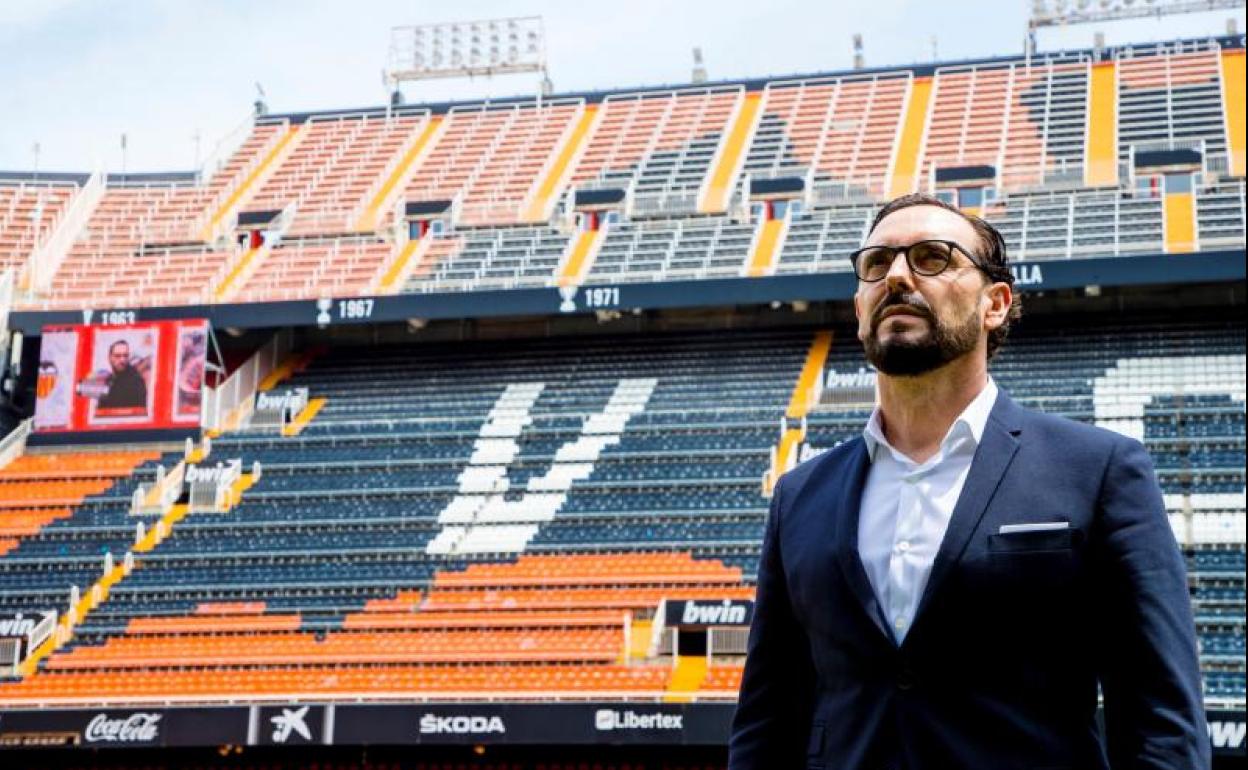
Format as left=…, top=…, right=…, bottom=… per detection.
left=728, top=194, right=1209, bottom=770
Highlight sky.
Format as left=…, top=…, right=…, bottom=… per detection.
left=1, top=0, right=1243, bottom=173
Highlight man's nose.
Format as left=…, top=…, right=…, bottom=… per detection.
left=884, top=249, right=915, bottom=292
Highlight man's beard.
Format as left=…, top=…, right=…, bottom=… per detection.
left=863, top=291, right=980, bottom=376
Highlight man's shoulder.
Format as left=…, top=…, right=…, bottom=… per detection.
left=999, top=396, right=1142, bottom=457
left=776, top=436, right=865, bottom=500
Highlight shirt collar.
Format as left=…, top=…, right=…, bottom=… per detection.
left=863, top=377, right=999, bottom=464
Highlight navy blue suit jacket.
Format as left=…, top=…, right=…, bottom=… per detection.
left=729, top=392, right=1209, bottom=770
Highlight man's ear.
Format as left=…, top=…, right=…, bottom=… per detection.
left=853, top=289, right=867, bottom=341
left=983, top=281, right=1012, bottom=331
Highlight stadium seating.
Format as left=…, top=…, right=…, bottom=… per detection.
left=229, top=238, right=394, bottom=302
left=0, top=330, right=809, bottom=702
left=403, top=226, right=566, bottom=292
left=923, top=57, right=1089, bottom=190
left=584, top=217, right=754, bottom=284
left=242, top=112, right=429, bottom=236
left=1117, top=46, right=1228, bottom=165
left=0, top=181, right=78, bottom=277
left=0, top=450, right=160, bottom=615
left=398, top=100, right=584, bottom=226
left=2, top=40, right=1242, bottom=311
left=745, top=72, right=910, bottom=200
left=31, top=123, right=285, bottom=309
left=569, top=87, right=741, bottom=215
left=1, top=315, right=1241, bottom=707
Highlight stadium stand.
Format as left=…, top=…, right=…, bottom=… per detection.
left=0, top=314, right=1242, bottom=708
left=0, top=40, right=1240, bottom=309
left=922, top=56, right=1089, bottom=190
left=567, top=86, right=741, bottom=216
left=30, top=123, right=287, bottom=309
left=0, top=330, right=807, bottom=703
left=241, top=112, right=429, bottom=237
left=745, top=72, right=910, bottom=201
left=395, top=100, right=584, bottom=226
left=0, top=181, right=78, bottom=279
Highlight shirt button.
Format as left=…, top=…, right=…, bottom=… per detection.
left=894, top=616, right=906, bottom=630
left=897, top=540, right=910, bottom=552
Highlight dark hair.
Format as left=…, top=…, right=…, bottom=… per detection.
left=866, top=193, right=1022, bottom=360
left=108, top=339, right=129, bottom=354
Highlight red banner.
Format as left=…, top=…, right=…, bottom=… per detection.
left=34, top=320, right=209, bottom=434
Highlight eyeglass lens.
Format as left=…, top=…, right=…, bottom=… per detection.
left=855, top=241, right=954, bottom=281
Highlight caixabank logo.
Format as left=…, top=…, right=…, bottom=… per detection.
left=256, top=704, right=325, bottom=746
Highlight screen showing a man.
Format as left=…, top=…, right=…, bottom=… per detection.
left=96, top=339, right=148, bottom=412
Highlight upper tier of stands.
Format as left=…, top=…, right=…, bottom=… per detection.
left=2, top=39, right=1242, bottom=309
left=922, top=57, right=1089, bottom=189
left=0, top=183, right=77, bottom=279
left=0, top=315, right=1242, bottom=706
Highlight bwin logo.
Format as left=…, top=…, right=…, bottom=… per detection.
left=419, top=714, right=506, bottom=735
left=825, top=367, right=876, bottom=389
left=1209, top=720, right=1245, bottom=750
left=558, top=286, right=578, bottom=313
left=681, top=600, right=746, bottom=625
left=185, top=462, right=236, bottom=484
left=270, top=706, right=312, bottom=743
left=0, top=614, right=36, bottom=637
left=256, top=390, right=306, bottom=412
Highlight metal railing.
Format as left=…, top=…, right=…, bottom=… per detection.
left=201, top=329, right=294, bottom=433
left=28, top=166, right=104, bottom=293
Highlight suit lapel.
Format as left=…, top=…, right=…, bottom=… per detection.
left=906, top=395, right=1023, bottom=640
left=833, top=438, right=895, bottom=644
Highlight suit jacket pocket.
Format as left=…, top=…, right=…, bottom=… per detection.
left=987, top=527, right=1079, bottom=553
left=985, top=529, right=1080, bottom=599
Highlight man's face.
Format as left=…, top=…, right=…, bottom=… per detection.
left=109, top=344, right=130, bottom=374
left=853, top=205, right=999, bottom=377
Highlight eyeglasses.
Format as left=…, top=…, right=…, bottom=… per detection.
left=849, top=239, right=990, bottom=282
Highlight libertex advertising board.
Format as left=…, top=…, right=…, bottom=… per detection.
left=34, top=320, right=209, bottom=434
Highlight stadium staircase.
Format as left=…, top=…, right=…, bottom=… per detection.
left=743, top=209, right=788, bottom=277
left=557, top=228, right=605, bottom=287
left=888, top=76, right=934, bottom=198
left=352, top=115, right=444, bottom=232
left=699, top=91, right=762, bottom=213
left=1223, top=49, right=1246, bottom=177
left=1085, top=61, right=1119, bottom=186
left=522, top=104, right=601, bottom=223
left=198, top=122, right=303, bottom=243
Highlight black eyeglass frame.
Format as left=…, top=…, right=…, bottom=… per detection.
left=848, top=239, right=994, bottom=283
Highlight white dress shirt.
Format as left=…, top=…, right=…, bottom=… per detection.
left=857, top=378, right=999, bottom=643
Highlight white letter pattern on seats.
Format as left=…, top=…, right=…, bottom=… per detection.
left=1092, top=355, right=1245, bottom=538
left=425, top=378, right=657, bottom=555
